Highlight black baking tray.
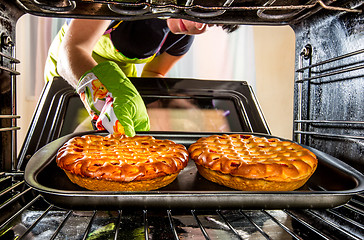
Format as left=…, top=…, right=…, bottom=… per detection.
left=25, top=131, right=364, bottom=210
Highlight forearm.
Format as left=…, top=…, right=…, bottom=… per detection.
left=141, top=69, right=165, bottom=78
left=141, top=52, right=183, bottom=78
left=56, top=19, right=111, bottom=88
left=57, top=45, right=98, bottom=88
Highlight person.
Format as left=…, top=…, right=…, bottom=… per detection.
left=44, top=18, right=238, bottom=136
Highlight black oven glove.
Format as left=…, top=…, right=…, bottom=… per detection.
left=76, top=61, right=150, bottom=136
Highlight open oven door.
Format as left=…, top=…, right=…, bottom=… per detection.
left=17, top=76, right=270, bottom=171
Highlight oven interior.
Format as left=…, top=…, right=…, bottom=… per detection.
left=1, top=0, right=364, bottom=239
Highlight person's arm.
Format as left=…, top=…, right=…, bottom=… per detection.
left=57, top=19, right=111, bottom=87
left=57, top=19, right=149, bottom=136
left=141, top=52, right=184, bottom=78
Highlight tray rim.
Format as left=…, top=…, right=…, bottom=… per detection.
left=24, top=130, right=364, bottom=209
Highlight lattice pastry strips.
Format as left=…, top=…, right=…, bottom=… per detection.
left=56, top=134, right=189, bottom=191
left=188, top=134, right=318, bottom=191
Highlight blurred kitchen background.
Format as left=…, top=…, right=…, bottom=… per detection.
left=15, top=15, right=295, bottom=151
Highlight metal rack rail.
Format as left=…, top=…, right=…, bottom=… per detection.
left=15, top=0, right=362, bottom=24
left=0, top=176, right=363, bottom=239
left=0, top=34, right=20, bottom=172
left=295, top=47, right=364, bottom=143
left=30, top=0, right=362, bottom=14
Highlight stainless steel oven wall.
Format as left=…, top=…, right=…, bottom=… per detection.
left=291, top=0, right=364, bottom=173
left=0, top=1, right=23, bottom=172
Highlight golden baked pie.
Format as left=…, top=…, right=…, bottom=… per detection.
left=188, top=134, right=318, bottom=191
left=56, top=134, right=189, bottom=191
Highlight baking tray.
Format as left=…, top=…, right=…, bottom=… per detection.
left=25, top=131, right=364, bottom=210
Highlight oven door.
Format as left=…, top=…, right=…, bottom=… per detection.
left=17, top=76, right=270, bottom=170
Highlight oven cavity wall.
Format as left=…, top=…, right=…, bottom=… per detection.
left=0, top=1, right=23, bottom=172
left=291, top=0, right=364, bottom=172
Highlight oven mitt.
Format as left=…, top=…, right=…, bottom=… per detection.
left=76, top=72, right=106, bottom=121
left=77, top=61, right=150, bottom=136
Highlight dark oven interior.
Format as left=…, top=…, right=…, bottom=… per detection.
left=1, top=0, right=364, bottom=239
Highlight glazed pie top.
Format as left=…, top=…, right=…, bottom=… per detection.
left=188, top=134, right=318, bottom=182
left=56, top=134, right=189, bottom=182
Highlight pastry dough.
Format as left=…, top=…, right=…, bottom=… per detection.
left=188, top=134, right=317, bottom=191
left=56, top=134, right=189, bottom=191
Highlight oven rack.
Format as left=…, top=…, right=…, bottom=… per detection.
left=295, top=48, right=364, bottom=143
left=293, top=45, right=364, bottom=172
left=14, top=0, right=363, bottom=25
left=0, top=176, right=363, bottom=239
left=0, top=34, right=20, bottom=173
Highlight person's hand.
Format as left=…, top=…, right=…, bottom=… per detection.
left=77, top=61, right=150, bottom=136
left=76, top=72, right=107, bottom=122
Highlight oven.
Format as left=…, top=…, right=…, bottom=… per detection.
left=1, top=0, right=363, bottom=239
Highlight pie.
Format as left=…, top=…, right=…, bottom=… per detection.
left=56, top=134, right=189, bottom=191
left=188, top=134, right=318, bottom=191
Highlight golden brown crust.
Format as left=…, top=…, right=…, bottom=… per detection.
left=188, top=134, right=318, bottom=191
left=196, top=165, right=312, bottom=191
left=56, top=134, right=189, bottom=189
left=64, top=170, right=179, bottom=191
